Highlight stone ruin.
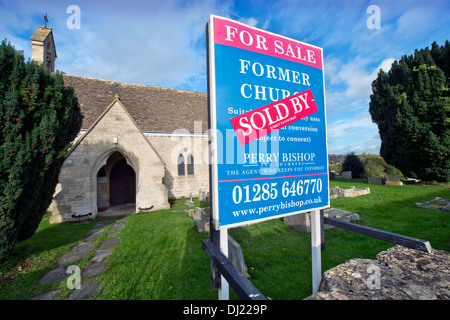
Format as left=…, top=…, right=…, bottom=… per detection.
left=415, top=197, right=450, bottom=212
left=306, top=245, right=450, bottom=300
left=330, top=186, right=370, bottom=199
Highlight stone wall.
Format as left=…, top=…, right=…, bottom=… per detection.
left=306, top=245, right=450, bottom=300
left=146, top=135, right=209, bottom=199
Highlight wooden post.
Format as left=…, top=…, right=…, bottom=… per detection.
left=205, top=20, right=223, bottom=293
left=311, top=209, right=322, bottom=294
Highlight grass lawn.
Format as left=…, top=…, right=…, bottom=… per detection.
left=0, top=179, right=448, bottom=300
left=0, top=214, right=95, bottom=299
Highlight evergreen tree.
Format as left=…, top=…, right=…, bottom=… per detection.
left=342, top=152, right=365, bottom=179
left=369, top=41, right=450, bottom=182
left=0, top=40, right=83, bottom=256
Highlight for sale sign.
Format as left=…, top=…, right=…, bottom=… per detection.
left=208, top=15, right=329, bottom=229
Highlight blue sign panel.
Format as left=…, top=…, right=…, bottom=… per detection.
left=208, top=15, right=329, bottom=229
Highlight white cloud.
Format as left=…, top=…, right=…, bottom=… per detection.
left=238, top=17, right=259, bottom=27
left=327, top=111, right=381, bottom=154
left=1, top=0, right=234, bottom=91
left=329, top=57, right=395, bottom=100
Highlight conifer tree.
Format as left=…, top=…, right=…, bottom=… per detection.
left=0, top=40, right=82, bottom=256
left=342, top=152, right=365, bottom=179
left=369, top=41, right=450, bottom=182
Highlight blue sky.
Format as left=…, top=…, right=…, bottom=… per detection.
left=1, top=0, right=449, bottom=155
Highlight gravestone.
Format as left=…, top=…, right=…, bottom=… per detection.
left=368, top=176, right=384, bottom=185
left=228, top=235, right=249, bottom=278
left=342, top=171, right=352, bottom=179
left=191, top=207, right=210, bottom=233
left=187, top=207, right=248, bottom=277
left=385, top=175, right=403, bottom=186
left=284, top=208, right=360, bottom=233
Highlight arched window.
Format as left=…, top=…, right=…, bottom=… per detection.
left=177, top=154, right=185, bottom=176
left=187, top=154, right=194, bottom=175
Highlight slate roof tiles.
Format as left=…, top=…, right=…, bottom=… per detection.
left=63, top=74, right=208, bottom=133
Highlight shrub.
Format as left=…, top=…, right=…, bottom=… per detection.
left=0, top=40, right=82, bottom=256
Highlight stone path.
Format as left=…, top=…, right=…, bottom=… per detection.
left=32, top=217, right=128, bottom=300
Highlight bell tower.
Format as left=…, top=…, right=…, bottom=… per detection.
left=30, top=26, right=57, bottom=73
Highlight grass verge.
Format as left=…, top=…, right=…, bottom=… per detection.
left=0, top=180, right=448, bottom=300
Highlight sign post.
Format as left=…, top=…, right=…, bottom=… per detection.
left=207, top=15, right=329, bottom=297
left=310, top=209, right=322, bottom=293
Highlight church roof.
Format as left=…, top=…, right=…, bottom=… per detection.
left=30, top=26, right=57, bottom=58
left=30, top=26, right=53, bottom=42
left=63, top=74, right=208, bottom=134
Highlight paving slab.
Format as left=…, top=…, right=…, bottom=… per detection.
left=110, top=224, right=124, bottom=231
left=72, top=241, right=96, bottom=252
left=83, top=233, right=101, bottom=242
left=66, top=281, right=100, bottom=300
left=88, top=226, right=106, bottom=234
left=97, top=204, right=135, bottom=218
left=107, top=231, right=121, bottom=238
left=82, top=261, right=110, bottom=279
left=90, top=249, right=113, bottom=262
left=32, top=290, right=59, bottom=300
left=39, top=267, right=68, bottom=284
left=99, top=238, right=120, bottom=248
left=58, top=251, right=90, bottom=266
left=93, top=221, right=111, bottom=228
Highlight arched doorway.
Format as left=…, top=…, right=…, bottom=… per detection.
left=109, top=158, right=136, bottom=207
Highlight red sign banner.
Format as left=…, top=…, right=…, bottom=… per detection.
left=230, top=89, right=318, bottom=145
left=213, top=17, right=323, bottom=70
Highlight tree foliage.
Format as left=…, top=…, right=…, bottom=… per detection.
left=0, top=40, right=83, bottom=256
left=342, top=152, right=365, bottom=179
left=369, top=41, right=450, bottom=182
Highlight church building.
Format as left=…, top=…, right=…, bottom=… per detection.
left=30, top=26, right=210, bottom=223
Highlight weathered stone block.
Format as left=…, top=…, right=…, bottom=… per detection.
left=342, top=171, right=352, bottom=179
left=228, top=235, right=249, bottom=278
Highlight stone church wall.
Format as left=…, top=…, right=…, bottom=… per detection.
left=49, top=100, right=170, bottom=223
left=146, top=135, right=210, bottom=199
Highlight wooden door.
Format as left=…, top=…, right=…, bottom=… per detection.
left=109, top=159, right=136, bottom=206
